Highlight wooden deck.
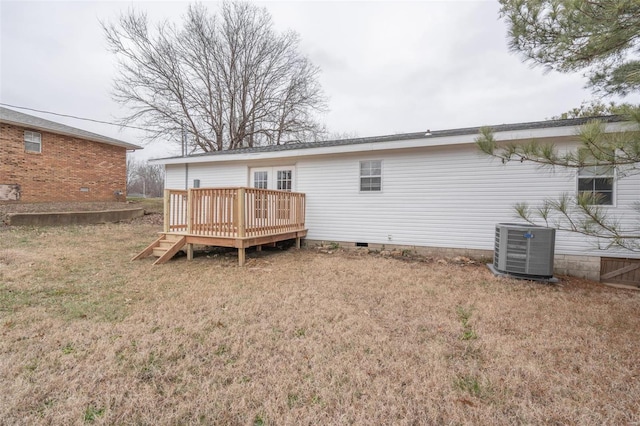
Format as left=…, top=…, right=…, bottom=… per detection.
left=133, top=187, right=306, bottom=266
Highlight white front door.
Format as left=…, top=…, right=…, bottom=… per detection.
left=250, top=167, right=295, bottom=191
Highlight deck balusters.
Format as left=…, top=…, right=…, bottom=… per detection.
left=163, top=187, right=305, bottom=238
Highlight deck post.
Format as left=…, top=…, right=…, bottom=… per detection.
left=137, top=187, right=307, bottom=267
left=238, top=247, right=246, bottom=266
left=186, top=188, right=193, bottom=234
left=163, top=189, right=170, bottom=233
left=237, top=188, right=246, bottom=266
left=237, top=187, right=246, bottom=238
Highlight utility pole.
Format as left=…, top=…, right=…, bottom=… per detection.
left=181, top=121, right=186, bottom=157
left=182, top=121, right=189, bottom=190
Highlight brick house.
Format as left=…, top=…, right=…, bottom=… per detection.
left=0, top=107, right=142, bottom=203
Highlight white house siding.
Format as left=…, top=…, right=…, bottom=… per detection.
left=165, top=163, right=248, bottom=189
left=295, top=143, right=638, bottom=260
left=164, top=140, right=639, bottom=263
left=165, top=164, right=185, bottom=189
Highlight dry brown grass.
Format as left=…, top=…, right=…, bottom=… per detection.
left=1, top=221, right=639, bottom=425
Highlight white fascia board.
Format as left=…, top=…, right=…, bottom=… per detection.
left=0, top=118, right=142, bottom=150
left=494, top=121, right=632, bottom=143
left=150, top=121, right=632, bottom=166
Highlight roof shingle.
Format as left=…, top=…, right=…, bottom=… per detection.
left=160, top=114, right=626, bottom=160
left=0, top=106, right=142, bottom=150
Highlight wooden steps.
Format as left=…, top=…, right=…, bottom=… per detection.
left=131, top=234, right=186, bottom=265
left=132, top=229, right=307, bottom=266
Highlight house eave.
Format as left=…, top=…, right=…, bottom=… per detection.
left=0, top=117, right=142, bottom=150
left=150, top=120, right=634, bottom=166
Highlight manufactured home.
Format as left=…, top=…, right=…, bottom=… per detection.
left=150, top=116, right=639, bottom=284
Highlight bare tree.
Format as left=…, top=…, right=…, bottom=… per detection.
left=103, top=1, right=327, bottom=153
left=323, top=130, right=360, bottom=141
left=126, top=156, right=138, bottom=189
left=127, top=157, right=165, bottom=197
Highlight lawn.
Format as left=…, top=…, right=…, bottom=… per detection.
left=1, top=220, right=638, bottom=425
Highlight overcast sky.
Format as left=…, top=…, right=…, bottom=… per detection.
left=2, top=0, right=638, bottom=161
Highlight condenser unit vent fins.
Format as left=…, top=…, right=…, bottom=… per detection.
left=494, top=223, right=555, bottom=278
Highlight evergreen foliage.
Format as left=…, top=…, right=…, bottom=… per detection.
left=551, top=100, right=636, bottom=120
left=499, top=0, right=640, bottom=96
left=476, top=111, right=640, bottom=251
left=482, top=1, right=640, bottom=251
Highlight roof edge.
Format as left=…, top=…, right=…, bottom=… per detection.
left=0, top=107, right=142, bottom=150
left=151, top=114, right=630, bottom=164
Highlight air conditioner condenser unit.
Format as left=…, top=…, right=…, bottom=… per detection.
left=491, top=223, right=556, bottom=280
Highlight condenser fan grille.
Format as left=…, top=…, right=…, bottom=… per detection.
left=494, top=223, right=555, bottom=278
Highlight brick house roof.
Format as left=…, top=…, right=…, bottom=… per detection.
left=0, top=106, right=142, bottom=150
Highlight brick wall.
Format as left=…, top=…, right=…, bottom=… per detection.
left=0, top=123, right=127, bottom=203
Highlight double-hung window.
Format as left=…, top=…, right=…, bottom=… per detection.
left=578, top=165, right=614, bottom=205
left=24, top=130, right=41, bottom=153
left=360, top=160, right=382, bottom=192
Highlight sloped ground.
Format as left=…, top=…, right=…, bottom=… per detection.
left=0, top=221, right=638, bottom=425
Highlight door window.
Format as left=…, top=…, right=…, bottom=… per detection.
left=250, top=167, right=294, bottom=190
left=250, top=167, right=295, bottom=220
left=277, top=170, right=292, bottom=192
left=253, top=171, right=269, bottom=189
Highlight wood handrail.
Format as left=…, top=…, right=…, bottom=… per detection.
left=164, top=187, right=305, bottom=238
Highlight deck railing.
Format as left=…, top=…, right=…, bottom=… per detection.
left=164, top=189, right=188, bottom=232
left=163, top=187, right=306, bottom=237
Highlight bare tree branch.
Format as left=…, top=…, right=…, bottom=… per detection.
left=126, top=157, right=165, bottom=197
left=103, top=1, right=327, bottom=153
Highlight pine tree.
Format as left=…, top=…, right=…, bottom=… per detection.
left=499, top=0, right=640, bottom=96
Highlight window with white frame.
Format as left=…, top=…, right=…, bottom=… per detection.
left=253, top=171, right=268, bottom=189
left=24, top=130, right=41, bottom=153
left=578, top=165, right=614, bottom=205
left=360, top=160, right=382, bottom=192
left=277, top=170, right=292, bottom=192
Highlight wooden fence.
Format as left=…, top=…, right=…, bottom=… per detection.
left=600, top=257, right=640, bottom=287
left=163, top=187, right=306, bottom=238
